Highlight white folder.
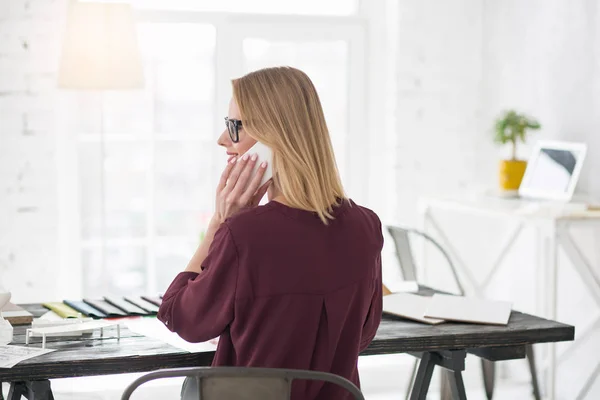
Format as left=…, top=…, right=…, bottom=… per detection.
left=424, top=294, right=512, bottom=326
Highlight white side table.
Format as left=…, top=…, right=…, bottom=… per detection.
left=417, top=193, right=600, bottom=400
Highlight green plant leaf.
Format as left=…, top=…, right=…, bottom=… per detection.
left=493, top=109, right=540, bottom=146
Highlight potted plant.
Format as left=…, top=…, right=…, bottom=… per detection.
left=494, top=110, right=541, bottom=191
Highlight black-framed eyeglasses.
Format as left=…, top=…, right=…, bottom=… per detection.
left=225, top=117, right=242, bottom=143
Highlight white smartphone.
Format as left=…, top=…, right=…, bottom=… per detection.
left=238, top=141, right=273, bottom=189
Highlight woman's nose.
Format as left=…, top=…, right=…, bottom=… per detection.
left=217, top=129, right=230, bottom=147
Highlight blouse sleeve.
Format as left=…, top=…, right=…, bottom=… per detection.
left=157, top=223, right=239, bottom=343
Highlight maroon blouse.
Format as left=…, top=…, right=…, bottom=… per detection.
left=158, top=199, right=383, bottom=399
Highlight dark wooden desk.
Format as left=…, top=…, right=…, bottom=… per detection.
left=1, top=290, right=574, bottom=400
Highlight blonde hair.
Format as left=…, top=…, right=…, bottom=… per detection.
left=232, top=66, right=345, bottom=224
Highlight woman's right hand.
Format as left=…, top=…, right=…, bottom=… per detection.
left=210, top=153, right=270, bottom=229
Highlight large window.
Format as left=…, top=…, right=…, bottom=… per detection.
left=68, top=3, right=369, bottom=297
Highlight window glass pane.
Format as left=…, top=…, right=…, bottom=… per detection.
left=79, top=142, right=149, bottom=239
left=69, top=94, right=102, bottom=135
left=82, top=246, right=147, bottom=297
left=129, top=0, right=358, bottom=15
left=103, top=90, right=154, bottom=134
left=79, top=143, right=102, bottom=239
left=154, top=141, right=214, bottom=237
left=155, top=238, right=197, bottom=292
left=243, top=39, right=349, bottom=184
left=154, top=62, right=213, bottom=135
left=137, top=23, right=216, bottom=138
left=71, top=89, right=154, bottom=136
left=138, top=23, right=215, bottom=60
left=106, top=143, right=149, bottom=237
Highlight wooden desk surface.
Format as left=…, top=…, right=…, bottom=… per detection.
left=0, top=291, right=574, bottom=382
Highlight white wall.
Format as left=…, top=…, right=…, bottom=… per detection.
left=392, top=0, right=487, bottom=227
left=0, top=0, right=67, bottom=302
left=482, top=0, right=597, bottom=191
left=389, top=0, right=600, bottom=398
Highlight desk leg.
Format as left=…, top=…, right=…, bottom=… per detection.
left=410, top=351, right=468, bottom=400
left=410, top=352, right=436, bottom=400
left=440, top=369, right=468, bottom=400
left=7, top=381, right=54, bottom=400
left=440, top=371, right=451, bottom=400
left=526, top=344, right=541, bottom=400
left=445, top=369, right=467, bottom=400
left=480, top=359, right=495, bottom=400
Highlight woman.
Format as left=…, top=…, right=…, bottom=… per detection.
left=158, top=66, right=383, bottom=400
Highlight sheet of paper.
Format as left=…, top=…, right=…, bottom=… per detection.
left=125, top=318, right=217, bottom=353
left=0, top=345, right=55, bottom=368
left=383, top=293, right=445, bottom=325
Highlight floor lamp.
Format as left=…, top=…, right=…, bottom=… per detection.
left=58, top=1, right=144, bottom=293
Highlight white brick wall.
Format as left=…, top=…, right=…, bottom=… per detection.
left=0, top=0, right=67, bottom=302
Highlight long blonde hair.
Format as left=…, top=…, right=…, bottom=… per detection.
left=232, top=66, right=345, bottom=224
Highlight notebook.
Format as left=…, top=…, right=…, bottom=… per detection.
left=124, top=296, right=159, bottom=314
left=83, top=299, right=128, bottom=318
left=424, top=294, right=512, bottom=326
left=64, top=300, right=107, bottom=319
left=141, top=296, right=162, bottom=307
left=382, top=293, right=445, bottom=325
left=104, top=296, right=149, bottom=316
left=42, top=302, right=82, bottom=319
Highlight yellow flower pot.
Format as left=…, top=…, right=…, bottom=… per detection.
left=499, top=159, right=527, bottom=191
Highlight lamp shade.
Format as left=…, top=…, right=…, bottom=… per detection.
left=58, top=2, right=144, bottom=90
